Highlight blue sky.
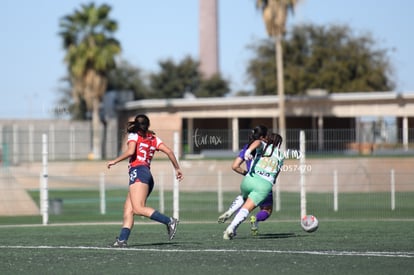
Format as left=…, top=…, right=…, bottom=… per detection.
left=1, top=0, right=413, bottom=119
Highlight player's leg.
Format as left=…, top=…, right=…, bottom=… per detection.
left=257, top=205, right=273, bottom=221
left=129, top=181, right=178, bottom=240
left=112, top=192, right=135, bottom=247
left=224, top=177, right=271, bottom=240
left=251, top=192, right=273, bottom=235
left=113, top=182, right=160, bottom=246
left=223, top=198, right=256, bottom=240
left=129, top=181, right=155, bottom=216
left=218, top=194, right=244, bottom=223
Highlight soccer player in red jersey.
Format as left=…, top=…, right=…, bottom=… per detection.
left=107, top=114, right=183, bottom=247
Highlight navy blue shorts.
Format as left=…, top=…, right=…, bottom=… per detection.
left=128, top=165, right=154, bottom=195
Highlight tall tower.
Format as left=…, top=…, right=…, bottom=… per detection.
left=199, top=0, right=219, bottom=79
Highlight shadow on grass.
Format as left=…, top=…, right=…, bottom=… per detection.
left=257, top=232, right=299, bottom=239
left=129, top=241, right=182, bottom=248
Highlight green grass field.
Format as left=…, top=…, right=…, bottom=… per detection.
left=0, top=221, right=413, bottom=275
left=0, top=190, right=413, bottom=274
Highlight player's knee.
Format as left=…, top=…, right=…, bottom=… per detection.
left=132, top=205, right=146, bottom=216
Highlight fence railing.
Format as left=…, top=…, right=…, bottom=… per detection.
left=1, top=163, right=413, bottom=221
left=1, top=125, right=413, bottom=165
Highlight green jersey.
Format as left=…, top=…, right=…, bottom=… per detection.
left=249, top=141, right=285, bottom=184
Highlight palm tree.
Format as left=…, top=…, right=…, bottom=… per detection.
left=256, top=0, right=298, bottom=145
left=59, top=3, right=121, bottom=159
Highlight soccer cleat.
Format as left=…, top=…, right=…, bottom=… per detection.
left=167, top=217, right=179, bottom=240
left=217, top=211, right=232, bottom=223
left=250, top=216, right=258, bottom=236
left=223, top=228, right=235, bottom=240
left=111, top=237, right=127, bottom=248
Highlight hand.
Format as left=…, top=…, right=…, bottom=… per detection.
left=175, top=168, right=184, bottom=181
left=244, top=149, right=253, bottom=161
left=107, top=160, right=116, bottom=169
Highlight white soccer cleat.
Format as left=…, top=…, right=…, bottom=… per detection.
left=223, top=228, right=235, bottom=240
left=217, top=211, right=232, bottom=223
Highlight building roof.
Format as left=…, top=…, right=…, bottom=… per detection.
left=121, top=92, right=414, bottom=118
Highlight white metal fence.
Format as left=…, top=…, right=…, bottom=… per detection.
left=1, top=122, right=413, bottom=166
left=0, top=120, right=120, bottom=164
left=0, top=126, right=413, bottom=220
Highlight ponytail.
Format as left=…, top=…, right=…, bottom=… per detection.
left=263, top=133, right=283, bottom=157
left=127, top=114, right=150, bottom=134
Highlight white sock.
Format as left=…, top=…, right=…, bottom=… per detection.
left=227, top=195, right=244, bottom=215
left=227, top=208, right=249, bottom=233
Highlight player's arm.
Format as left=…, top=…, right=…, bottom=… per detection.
left=107, top=141, right=136, bottom=169
left=244, top=140, right=262, bottom=160
left=231, top=156, right=247, bottom=176
left=158, top=143, right=184, bottom=181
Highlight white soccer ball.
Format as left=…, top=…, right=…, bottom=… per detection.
left=301, top=215, right=319, bottom=233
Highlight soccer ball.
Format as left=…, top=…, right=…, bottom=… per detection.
left=301, top=215, right=319, bottom=233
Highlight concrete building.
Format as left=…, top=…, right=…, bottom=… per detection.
left=118, top=92, right=414, bottom=156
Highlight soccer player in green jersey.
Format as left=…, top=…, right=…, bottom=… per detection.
left=223, top=133, right=284, bottom=240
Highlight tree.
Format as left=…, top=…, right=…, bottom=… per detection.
left=256, top=0, right=298, bottom=146
left=247, top=24, right=395, bottom=94
left=57, top=59, right=148, bottom=120
left=149, top=56, right=229, bottom=98
left=150, top=56, right=200, bottom=98
left=56, top=76, right=88, bottom=120
left=106, top=59, right=149, bottom=100
left=59, top=3, right=121, bottom=159
left=195, top=74, right=230, bottom=97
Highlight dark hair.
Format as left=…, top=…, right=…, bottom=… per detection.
left=263, top=133, right=283, bottom=157
left=127, top=114, right=150, bottom=134
left=249, top=125, right=268, bottom=143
